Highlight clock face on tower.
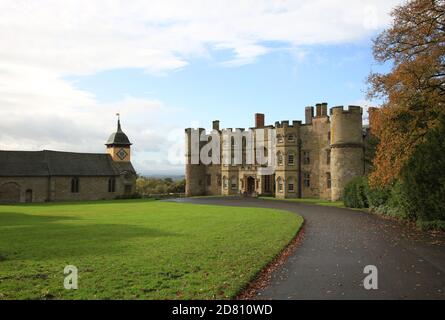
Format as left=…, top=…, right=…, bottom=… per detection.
left=116, top=148, right=128, bottom=160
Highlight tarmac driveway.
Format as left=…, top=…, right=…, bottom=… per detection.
left=168, top=197, right=445, bottom=300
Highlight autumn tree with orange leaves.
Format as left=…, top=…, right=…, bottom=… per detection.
left=368, top=0, right=445, bottom=187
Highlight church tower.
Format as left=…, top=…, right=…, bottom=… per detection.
left=106, top=114, right=132, bottom=162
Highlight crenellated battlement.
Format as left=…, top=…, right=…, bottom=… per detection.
left=274, top=120, right=302, bottom=128
left=330, top=105, right=362, bottom=116
left=185, top=101, right=366, bottom=200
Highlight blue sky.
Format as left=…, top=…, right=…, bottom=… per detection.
left=0, top=0, right=401, bottom=175
left=69, top=40, right=385, bottom=131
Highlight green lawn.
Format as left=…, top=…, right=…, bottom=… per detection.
left=259, top=196, right=345, bottom=208
left=0, top=200, right=303, bottom=300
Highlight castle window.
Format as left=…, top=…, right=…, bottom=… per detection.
left=231, top=177, right=237, bottom=190
left=223, top=177, right=228, bottom=189
left=328, top=131, right=331, bottom=143
left=326, top=149, right=331, bottom=165
left=327, top=172, right=332, bottom=189
left=288, top=154, right=295, bottom=166
left=288, top=177, right=295, bottom=193
left=277, top=177, right=284, bottom=193
left=207, top=174, right=212, bottom=186
left=288, top=183, right=295, bottom=192
left=217, top=175, right=222, bottom=187
left=288, top=134, right=295, bottom=142
left=108, top=177, right=116, bottom=193
left=303, top=151, right=310, bottom=165
left=277, top=135, right=284, bottom=143
left=277, top=152, right=283, bottom=166
left=71, top=178, right=80, bottom=193
left=303, top=172, right=311, bottom=188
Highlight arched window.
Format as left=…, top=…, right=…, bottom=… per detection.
left=108, top=177, right=116, bottom=193
left=277, top=151, right=283, bottom=166
left=287, top=134, right=295, bottom=142
left=231, top=177, right=237, bottom=190
left=71, top=177, right=80, bottom=193
left=277, top=177, right=284, bottom=193
left=326, top=172, right=332, bottom=189
left=277, top=134, right=284, bottom=143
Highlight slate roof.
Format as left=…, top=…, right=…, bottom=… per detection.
left=0, top=150, right=136, bottom=177
left=106, top=120, right=132, bottom=146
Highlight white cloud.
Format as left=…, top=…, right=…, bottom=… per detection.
left=0, top=0, right=404, bottom=174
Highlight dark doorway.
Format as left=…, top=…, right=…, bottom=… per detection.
left=247, top=177, right=255, bottom=195
left=25, top=189, right=33, bottom=203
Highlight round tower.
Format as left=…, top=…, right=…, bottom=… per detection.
left=330, top=106, right=364, bottom=201
left=185, top=128, right=206, bottom=197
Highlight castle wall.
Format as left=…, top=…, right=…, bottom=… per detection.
left=185, top=103, right=365, bottom=201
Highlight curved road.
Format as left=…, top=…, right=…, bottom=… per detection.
left=168, top=197, right=445, bottom=300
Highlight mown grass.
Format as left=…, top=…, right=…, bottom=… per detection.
left=0, top=200, right=302, bottom=300
left=259, top=196, right=345, bottom=208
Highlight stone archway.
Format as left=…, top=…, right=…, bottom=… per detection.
left=246, top=176, right=255, bottom=195
left=0, top=182, right=21, bottom=203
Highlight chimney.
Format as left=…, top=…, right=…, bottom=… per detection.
left=315, top=103, right=322, bottom=117
left=321, top=103, right=328, bottom=117
left=367, top=107, right=379, bottom=128
left=305, top=106, right=314, bottom=124
left=255, top=113, right=265, bottom=128
left=212, top=120, right=220, bottom=131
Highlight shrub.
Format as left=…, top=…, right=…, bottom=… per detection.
left=400, top=115, right=445, bottom=222
left=367, top=185, right=390, bottom=208
left=343, top=177, right=369, bottom=208
left=387, top=181, right=415, bottom=220
left=416, top=220, right=445, bottom=231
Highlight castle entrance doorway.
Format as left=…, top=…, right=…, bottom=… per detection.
left=246, top=177, right=255, bottom=195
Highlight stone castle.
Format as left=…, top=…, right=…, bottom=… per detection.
left=185, top=103, right=368, bottom=201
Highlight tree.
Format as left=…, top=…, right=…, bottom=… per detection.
left=400, top=114, right=445, bottom=221
left=368, top=0, right=445, bottom=187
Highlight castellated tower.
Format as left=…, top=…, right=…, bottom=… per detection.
left=185, top=128, right=207, bottom=197
left=330, top=106, right=364, bottom=201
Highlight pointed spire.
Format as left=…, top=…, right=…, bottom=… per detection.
left=116, top=113, right=122, bottom=132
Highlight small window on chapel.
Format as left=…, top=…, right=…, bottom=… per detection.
left=327, top=149, right=331, bottom=165
left=108, top=177, right=116, bottom=193
left=71, top=178, right=80, bottom=193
